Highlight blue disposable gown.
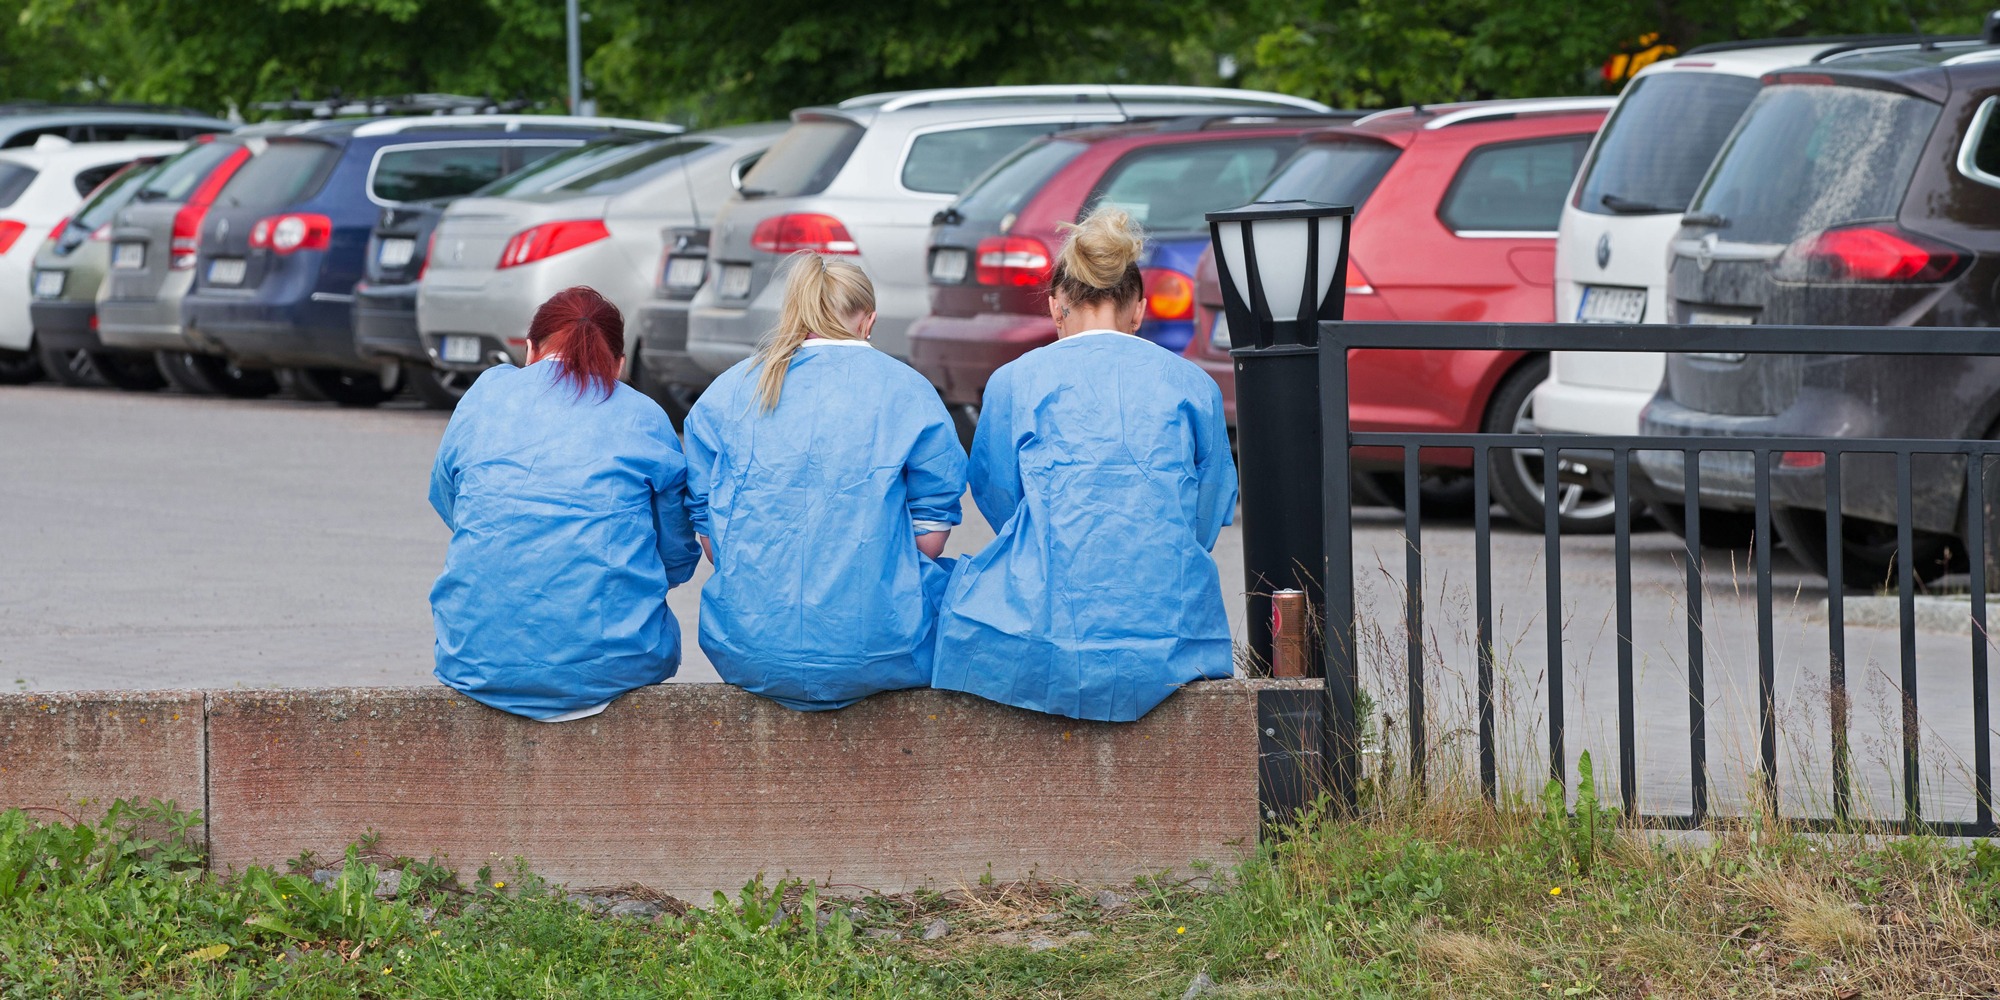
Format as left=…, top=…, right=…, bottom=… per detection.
left=684, top=341, right=968, bottom=711
left=429, top=361, right=701, bottom=720
left=933, top=331, right=1239, bottom=722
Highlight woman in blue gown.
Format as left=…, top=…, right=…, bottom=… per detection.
left=684, top=252, right=967, bottom=711
left=429, top=287, right=701, bottom=721
left=933, top=208, right=1239, bottom=722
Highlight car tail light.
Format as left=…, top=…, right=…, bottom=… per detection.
left=47, top=216, right=69, bottom=245
left=0, top=219, right=27, bottom=255
left=171, top=147, right=251, bottom=270
left=751, top=213, right=859, bottom=255
left=1142, top=268, right=1195, bottom=321
left=1346, top=257, right=1376, bottom=295
left=498, top=218, right=610, bottom=269
left=89, top=223, right=112, bottom=242
left=250, top=213, right=333, bottom=255
left=974, top=236, right=1051, bottom=287
left=418, top=230, right=438, bottom=280
left=1777, top=224, right=1964, bottom=283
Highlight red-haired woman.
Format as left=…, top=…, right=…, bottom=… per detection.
left=428, top=286, right=701, bottom=721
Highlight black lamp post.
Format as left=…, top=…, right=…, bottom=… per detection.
left=1206, top=200, right=1356, bottom=805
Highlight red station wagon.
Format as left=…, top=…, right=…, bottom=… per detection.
left=1184, top=97, right=1616, bottom=530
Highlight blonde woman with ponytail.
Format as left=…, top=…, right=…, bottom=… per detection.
left=933, top=207, right=1239, bottom=723
left=683, top=251, right=968, bottom=711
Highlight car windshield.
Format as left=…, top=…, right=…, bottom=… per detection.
left=952, top=139, right=1088, bottom=226
left=550, top=140, right=710, bottom=195
left=138, top=141, right=237, bottom=202
left=737, top=119, right=863, bottom=198
left=217, top=141, right=339, bottom=208
left=1688, top=83, right=1942, bottom=243
left=474, top=140, right=643, bottom=196
left=1255, top=137, right=1401, bottom=208
left=73, top=161, right=159, bottom=231
left=1574, top=72, right=1764, bottom=216
left=0, top=161, right=35, bottom=209
left=1084, top=139, right=1294, bottom=233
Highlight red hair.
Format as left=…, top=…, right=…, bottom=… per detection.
left=526, top=286, right=624, bottom=401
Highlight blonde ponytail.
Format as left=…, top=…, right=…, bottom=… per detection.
left=1050, top=206, right=1146, bottom=308
left=754, top=251, right=876, bottom=411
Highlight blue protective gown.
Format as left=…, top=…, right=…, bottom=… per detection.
left=932, top=330, right=1239, bottom=722
left=684, top=340, right=968, bottom=711
left=429, top=361, right=701, bottom=720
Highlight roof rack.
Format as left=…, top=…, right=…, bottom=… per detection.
left=1354, top=96, right=1615, bottom=129
left=251, top=91, right=542, bottom=119
left=346, top=114, right=682, bottom=137
left=845, top=85, right=1330, bottom=114
left=0, top=100, right=215, bottom=118
left=1681, top=33, right=1949, bottom=57
left=1813, top=34, right=1980, bottom=60
left=1146, top=111, right=1368, bottom=133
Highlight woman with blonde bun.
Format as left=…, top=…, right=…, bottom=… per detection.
left=683, top=251, right=968, bottom=711
left=932, top=207, right=1239, bottom=722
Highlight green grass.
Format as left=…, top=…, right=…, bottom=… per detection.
left=5, top=780, right=2000, bottom=998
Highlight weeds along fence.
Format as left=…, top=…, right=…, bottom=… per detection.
left=1314, top=321, right=1997, bottom=838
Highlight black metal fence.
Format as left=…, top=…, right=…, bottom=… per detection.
left=1316, top=321, right=1997, bottom=838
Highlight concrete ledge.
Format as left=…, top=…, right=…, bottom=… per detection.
left=0, top=690, right=205, bottom=821
left=9, top=682, right=1276, bottom=897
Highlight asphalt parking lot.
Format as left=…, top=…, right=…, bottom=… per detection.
left=3, top=383, right=1991, bottom=824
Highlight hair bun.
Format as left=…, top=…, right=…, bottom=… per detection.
left=1057, top=207, right=1145, bottom=291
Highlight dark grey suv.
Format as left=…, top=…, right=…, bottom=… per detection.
left=1639, top=45, right=2000, bottom=587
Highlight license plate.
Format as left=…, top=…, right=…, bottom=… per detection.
left=1688, top=309, right=1755, bottom=326
left=1209, top=312, right=1230, bottom=350
left=663, top=255, right=706, bottom=291
left=929, top=248, right=969, bottom=284
left=1576, top=285, right=1646, bottom=324
left=718, top=263, right=752, bottom=299
left=32, top=270, right=64, bottom=298
left=377, top=237, right=416, bottom=269
left=207, top=258, right=246, bottom=285
left=112, top=242, right=145, bottom=270
left=441, top=336, right=483, bottom=364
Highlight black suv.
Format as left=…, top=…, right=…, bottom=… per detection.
left=1640, top=41, right=2000, bottom=587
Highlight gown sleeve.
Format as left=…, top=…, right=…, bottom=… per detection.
left=967, top=367, right=1024, bottom=529
left=1191, top=379, right=1239, bottom=551
left=903, top=385, right=968, bottom=533
left=681, top=401, right=716, bottom=540
left=429, top=411, right=465, bottom=530
left=652, top=426, right=703, bottom=588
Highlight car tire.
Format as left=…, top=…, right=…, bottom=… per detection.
left=294, top=367, right=398, bottom=408
left=1358, top=470, right=1480, bottom=519
left=1770, top=506, right=1957, bottom=590
left=167, top=352, right=279, bottom=399
left=0, top=345, right=42, bottom=385
left=36, top=339, right=105, bottom=388
left=1485, top=356, right=1618, bottom=534
left=408, top=364, right=475, bottom=411
left=89, top=352, right=167, bottom=392
left=1650, top=501, right=1759, bottom=550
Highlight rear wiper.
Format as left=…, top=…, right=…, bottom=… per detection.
left=1680, top=212, right=1728, bottom=229
left=738, top=186, right=774, bottom=199
left=1599, top=193, right=1680, bottom=215
left=931, top=207, right=964, bottom=227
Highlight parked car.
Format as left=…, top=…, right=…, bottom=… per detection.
left=909, top=114, right=1349, bottom=436
left=680, top=85, right=1333, bottom=387
left=0, top=103, right=230, bottom=149
left=1639, top=45, right=2000, bottom=587
left=26, top=155, right=174, bottom=390
left=1537, top=36, right=1982, bottom=543
left=0, top=138, right=191, bottom=385
left=1181, top=97, right=1615, bottom=529
left=412, top=122, right=778, bottom=409
left=352, top=121, right=692, bottom=409
left=182, top=115, right=674, bottom=406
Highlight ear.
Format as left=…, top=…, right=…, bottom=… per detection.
left=1127, top=295, right=1147, bottom=333
left=857, top=311, right=877, bottom=338
left=1047, top=293, right=1063, bottom=324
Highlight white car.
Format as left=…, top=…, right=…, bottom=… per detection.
left=1537, top=35, right=1981, bottom=538
left=0, top=137, right=190, bottom=383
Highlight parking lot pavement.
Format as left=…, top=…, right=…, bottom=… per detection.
left=5, top=384, right=1991, bottom=825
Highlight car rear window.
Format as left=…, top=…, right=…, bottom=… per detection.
left=953, top=139, right=1088, bottom=226
left=1255, top=137, right=1401, bottom=209
left=475, top=140, right=636, bottom=197
left=551, top=140, right=710, bottom=195
left=1084, top=139, right=1294, bottom=233
left=1438, top=135, right=1592, bottom=232
left=0, top=162, right=37, bottom=208
left=738, top=119, right=863, bottom=198
left=1575, top=72, right=1763, bottom=216
left=1688, top=83, right=1941, bottom=244
left=216, top=140, right=340, bottom=209
left=73, top=161, right=158, bottom=231
left=372, top=145, right=509, bottom=203
left=138, top=141, right=238, bottom=202
left=902, top=123, right=1070, bottom=194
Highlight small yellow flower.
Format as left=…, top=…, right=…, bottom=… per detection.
left=1549, top=886, right=1562, bottom=896
left=1176, top=926, right=1186, bottom=935
left=493, top=881, right=506, bottom=889
left=381, top=966, right=393, bottom=975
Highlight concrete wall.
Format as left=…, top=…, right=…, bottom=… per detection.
left=6, top=682, right=1275, bottom=897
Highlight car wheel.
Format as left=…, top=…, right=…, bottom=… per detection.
left=173, top=353, right=279, bottom=399
left=1770, top=506, right=1957, bottom=590
left=1651, top=501, right=1759, bottom=549
left=35, top=339, right=106, bottom=388
left=1485, top=356, right=1618, bottom=534
left=1357, top=470, right=1480, bottom=519
left=294, top=367, right=398, bottom=408
left=88, top=352, right=167, bottom=392
left=408, top=364, right=475, bottom=411
left=0, top=345, right=42, bottom=385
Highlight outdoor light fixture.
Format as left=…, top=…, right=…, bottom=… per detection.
left=1207, top=200, right=1355, bottom=809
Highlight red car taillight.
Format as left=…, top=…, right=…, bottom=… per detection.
left=418, top=230, right=439, bottom=280
left=250, top=213, right=333, bottom=255
left=1777, top=224, right=1965, bottom=283
left=751, top=213, right=859, bottom=255
left=974, top=236, right=1051, bottom=287
left=171, top=146, right=251, bottom=270
left=1142, top=267, right=1195, bottom=321
left=47, top=216, right=70, bottom=246
left=1345, top=257, right=1376, bottom=295
left=0, top=219, right=27, bottom=255
left=498, top=219, right=609, bottom=269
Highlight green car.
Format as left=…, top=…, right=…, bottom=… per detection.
left=28, top=156, right=172, bottom=390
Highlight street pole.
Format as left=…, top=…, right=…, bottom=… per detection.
left=566, top=0, right=583, bottom=115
